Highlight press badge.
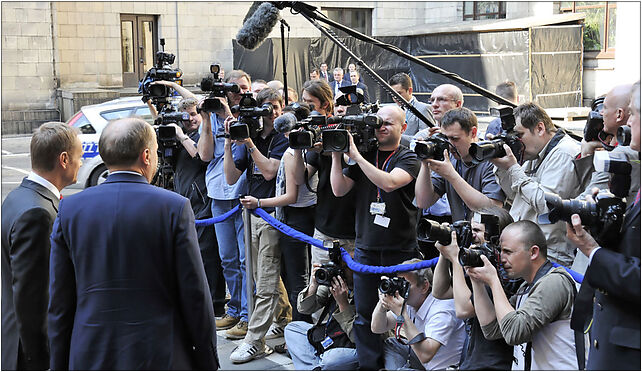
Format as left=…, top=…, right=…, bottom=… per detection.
left=370, top=202, right=386, bottom=215
left=321, top=336, right=334, bottom=350
left=374, top=214, right=391, bottom=228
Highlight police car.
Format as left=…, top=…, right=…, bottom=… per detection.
left=67, top=96, right=154, bottom=187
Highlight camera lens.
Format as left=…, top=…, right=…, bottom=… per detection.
left=544, top=192, right=598, bottom=226
left=322, top=129, right=349, bottom=152
left=289, top=131, right=314, bottom=149
left=416, top=219, right=452, bottom=245
left=459, top=248, right=484, bottom=267
left=469, top=139, right=506, bottom=163
left=617, top=125, right=631, bottom=146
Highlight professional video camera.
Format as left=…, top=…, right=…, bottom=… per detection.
left=315, top=240, right=345, bottom=286
left=410, top=133, right=451, bottom=161
left=138, top=39, right=183, bottom=102
left=539, top=190, right=626, bottom=248
left=199, top=64, right=240, bottom=113
left=379, top=276, right=410, bottom=298
left=468, top=106, right=524, bottom=164
left=228, top=93, right=273, bottom=140
left=584, top=96, right=605, bottom=142
left=417, top=219, right=474, bottom=248
left=593, top=150, right=633, bottom=198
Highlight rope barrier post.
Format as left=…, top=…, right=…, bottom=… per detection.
left=243, top=206, right=254, bottom=319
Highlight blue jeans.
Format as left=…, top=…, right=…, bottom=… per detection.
left=284, top=321, right=359, bottom=370
left=383, top=337, right=425, bottom=370
left=211, top=198, right=247, bottom=321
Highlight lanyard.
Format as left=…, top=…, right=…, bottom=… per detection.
left=375, top=147, right=398, bottom=202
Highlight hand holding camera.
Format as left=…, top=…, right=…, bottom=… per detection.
left=435, top=230, right=460, bottom=263
left=466, top=255, right=499, bottom=286
left=426, top=149, right=457, bottom=179
left=489, top=144, right=518, bottom=170
left=378, top=276, right=407, bottom=316
left=329, top=276, right=350, bottom=311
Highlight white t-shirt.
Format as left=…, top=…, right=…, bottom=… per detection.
left=275, top=148, right=318, bottom=220
left=406, top=294, right=466, bottom=370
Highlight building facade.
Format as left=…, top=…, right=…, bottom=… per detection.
left=1, top=1, right=639, bottom=134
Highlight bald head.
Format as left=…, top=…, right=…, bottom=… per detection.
left=602, top=83, right=633, bottom=134
left=431, top=84, right=464, bottom=123
left=378, top=104, right=406, bottom=125
left=99, top=118, right=156, bottom=169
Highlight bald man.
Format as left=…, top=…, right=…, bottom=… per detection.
left=330, top=105, right=421, bottom=370
left=582, top=83, right=633, bottom=157
left=48, top=118, right=219, bottom=370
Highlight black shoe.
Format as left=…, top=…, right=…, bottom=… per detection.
left=274, top=342, right=290, bottom=358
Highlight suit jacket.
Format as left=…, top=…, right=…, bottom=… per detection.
left=1, top=178, right=59, bottom=370
left=354, top=82, right=370, bottom=104
left=320, top=70, right=330, bottom=82
left=572, top=199, right=640, bottom=370
left=329, top=79, right=349, bottom=97
left=48, top=172, right=219, bottom=370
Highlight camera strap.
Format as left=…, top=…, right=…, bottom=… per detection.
left=394, top=299, right=409, bottom=343
left=375, top=147, right=398, bottom=202
left=525, top=130, right=567, bottom=176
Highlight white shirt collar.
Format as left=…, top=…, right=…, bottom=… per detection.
left=27, top=172, right=60, bottom=200
left=109, top=170, right=145, bottom=178
left=414, top=293, right=435, bottom=321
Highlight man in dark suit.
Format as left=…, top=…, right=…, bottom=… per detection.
left=1, top=122, right=83, bottom=370
left=48, top=118, right=219, bottom=370
left=349, top=70, right=370, bottom=104
left=567, top=80, right=640, bottom=370
left=329, top=67, right=349, bottom=98
left=319, top=63, right=330, bottom=82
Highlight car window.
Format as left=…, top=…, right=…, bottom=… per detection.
left=133, top=106, right=154, bottom=124
left=100, top=108, right=135, bottom=121
left=67, top=112, right=95, bottom=134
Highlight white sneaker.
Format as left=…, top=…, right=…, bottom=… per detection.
left=266, top=323, right=285, bottom=339
left=229, top=342, right=272, bottom=364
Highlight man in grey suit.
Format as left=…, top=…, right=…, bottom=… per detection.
left=1, top=122, right=83, bottom=370
left=389, top=73, right=436, bottom=146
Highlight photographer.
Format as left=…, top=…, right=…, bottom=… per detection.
left=146, top=83, right=227, bottom=318
left=468, top=220, right=578, bottom=370
left=371, top=260, right=465, bottom=370
left=491, top=102, right=581, bottom=267
left=224, top=87, right=292, bottom=364
left=197, top=70, right=251, bottom=338
left=299, top=80, right=357, bottom=265
left=330, top=105, right=420, bottom=369
left=431, top=206, right=515, bottom=370
left=415, top=107, right=505, bottom=222
left=566, top=81, right=640, bottom=370
left=283, top=255, right=358, bottom=370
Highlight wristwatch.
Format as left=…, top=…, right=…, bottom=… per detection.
left=248, top=146, right=256, bottom=154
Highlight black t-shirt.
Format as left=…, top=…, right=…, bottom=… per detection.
left=173, top=130, right=211, bottom=219
left=233, top=129, right=289, bottom=213
left=343, top=146, right=420, bottom=251
left=459, top=279, right=514, bottom=370
left=306, top=151, right=356, bottom=239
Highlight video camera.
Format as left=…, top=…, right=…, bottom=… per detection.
left=539, top=190, right=626, bottom=249
left=199, top=64, right=240, bottom=113
left=228, top=93, right=273, bottom=140
left=468, top=106, right=524, bottom=164
left=379, top=277, right=410, bottom=298
left=410, top=133, right=451, bottom=161
left=315, top=240, right=345, bottom=286
left=138, top=39, right=183, bottom=103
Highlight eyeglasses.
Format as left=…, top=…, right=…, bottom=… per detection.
left=429, top=96, right=456, bottom=104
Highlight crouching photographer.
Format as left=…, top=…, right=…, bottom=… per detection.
left=371, top=259, right=465, bottom=370
left=283, top=243, right=358, bottom=370
left=430, top=206, right=516, bottom=370
left=467, top=220, right=579, bottom=370
left=566, top=80, right=640, bottom=371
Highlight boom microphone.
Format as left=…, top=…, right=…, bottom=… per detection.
left=274, top=112, right=298, bottom=133
left=236, top=2, right=281, bottom=50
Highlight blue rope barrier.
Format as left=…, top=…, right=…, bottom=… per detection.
left=551, top=262, right=584, bottom=283
left=195, top=204, right=241, bottom=227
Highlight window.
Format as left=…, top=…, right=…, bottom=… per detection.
left=100, top=108, right=135, bottom=121
left=463, top=2, right=506, bottom=20
left=560, top=2, right=616, bottom=55
left=322, top=7, right=372, bottom=37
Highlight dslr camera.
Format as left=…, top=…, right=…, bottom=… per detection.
left=416, top=219, right=474, bottom=248
left=584, top=96, right=605, bottom=142
left=199, top=64, right=240, bottom=113
left=539, top=190, right=626, bottom=248
left=410, top=132, right=451, bottom=161
left=379, top=277, right=410, bottom=298
left=468, top=106, right=524, bottom=164
left=321, top=86, right=382, bottom=153
left=138, top=39, right=183, bottom=102
left=228, top=93, right=273, bottom=141
left=593, top=150, right=633, bottom=198
left=315, top=240, right=345, bottom=286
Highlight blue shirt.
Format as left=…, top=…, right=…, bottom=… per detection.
left=205, top=113, right=247, bottom=200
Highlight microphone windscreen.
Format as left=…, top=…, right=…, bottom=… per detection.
left=274, top=112, right=298, bottom=133
left=236, top=2, right=280, bottom=50
left=243, top=2, right=263, bottom=24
